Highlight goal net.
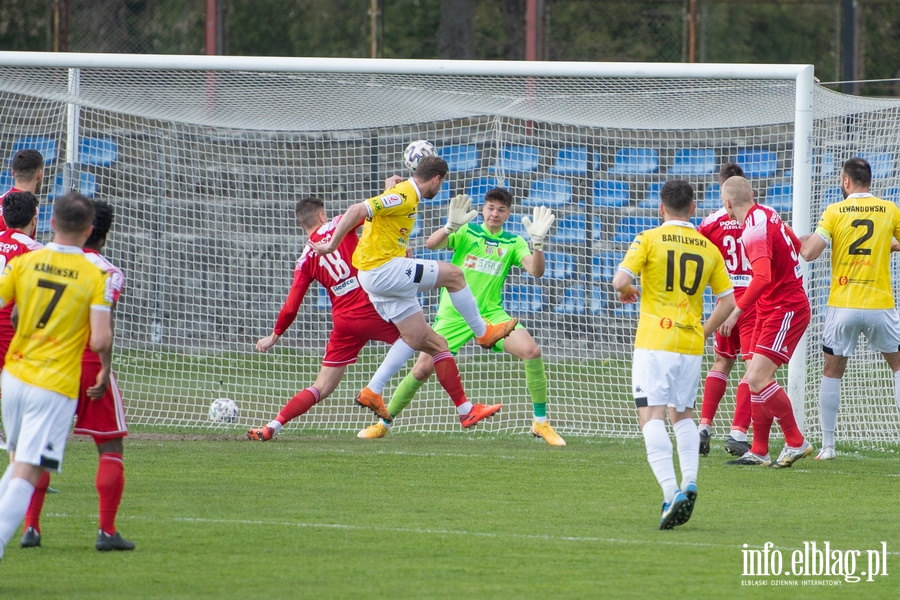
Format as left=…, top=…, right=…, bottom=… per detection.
left=0, top=54, right=897, bottom=446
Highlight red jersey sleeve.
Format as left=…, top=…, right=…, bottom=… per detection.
left=737, top=255, right=771, bottom=311
left=272, top=258, right=314, bottom=335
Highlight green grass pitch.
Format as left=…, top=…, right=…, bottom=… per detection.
left=1, top=431, right=898, bottom=598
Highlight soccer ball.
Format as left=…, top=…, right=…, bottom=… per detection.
left=403, top=140, right=437, bottom=172
left=209, top=397, right=240, bottom=423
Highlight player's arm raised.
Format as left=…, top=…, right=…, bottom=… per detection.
left=307, top=202, right=369, bottom=256
left=520, top=206, right=555, bottom=277
left=426, top=194, right=478, bottom=250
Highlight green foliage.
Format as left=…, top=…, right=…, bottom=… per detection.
left=2, top=434, right=898, bottom=597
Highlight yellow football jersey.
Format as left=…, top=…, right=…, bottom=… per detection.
left=619, top=220, right=733, bottom=355
left=353, top=179, right=420, bottom=271
left=815, top=193, right=900, bottom=310
left=0, top=243, right=112, bottom=398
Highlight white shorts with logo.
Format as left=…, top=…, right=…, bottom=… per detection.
left=1, top=370, right=76, bottom=472
left=822, top=306, right=900, bottom=356
left=632, top=348, right=702, bottom=412
left=358, top=257, right=440, bottom=322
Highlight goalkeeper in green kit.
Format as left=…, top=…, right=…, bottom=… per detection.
left=357, top=187, right=566, bottom=446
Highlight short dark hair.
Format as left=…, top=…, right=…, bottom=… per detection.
left=843, top=157, right=872, bottom=187
left=52, top=192, right=95, bottom=235
left=85, top=199, right=114, bottom=247
left=414, top=155, right=448, bottom=181
left=718, top=162, right=744, bottom=184
left=660, top=180, right=694, bottom=213
left=11, top=149, right=44, bottom=182
left=1, top=191, right=39, bottom=229
left=295, top=197, right=325, bottom=228
left=484, top=187, right=513, bottom=208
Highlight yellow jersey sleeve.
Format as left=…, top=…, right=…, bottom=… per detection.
left=619, top=233, right=648, bottom=279
left=352, top=180, right=420, bottom=271
left=708, top=251, right=733, bottom=298
left=0, top=262, right=15, bottom=308
left=823, top=196, right=897, bottom=309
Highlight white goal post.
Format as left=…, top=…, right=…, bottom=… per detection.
left=0, top=51, right=897, bottom=445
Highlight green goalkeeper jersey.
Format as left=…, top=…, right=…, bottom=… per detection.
left=434, top=222, right=531, bottom=322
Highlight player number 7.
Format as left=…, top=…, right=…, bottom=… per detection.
left=35, top=279, right=67, bottom=329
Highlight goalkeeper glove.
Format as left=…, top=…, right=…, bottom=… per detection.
left=521, top=205, right=556, bottom=251
left=444, top=194, right=478, bottom=234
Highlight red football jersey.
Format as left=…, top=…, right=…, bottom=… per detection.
left=698, top=207, right=752, bottom=301
left=0, top=228, right=43, bottom=348
left=273, top=215, right=382, bottom=335
left=739, top=204, right=806, bottom=312
left=82, top=248, right=126, bottom=365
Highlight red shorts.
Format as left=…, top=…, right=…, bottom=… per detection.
left=714, top=303, right=757, bottom=361
left=323, top=312, right=401, bottom=367
left=749, top=301, right=811, bottom=366
left=74, top=363, right=128, bottom=443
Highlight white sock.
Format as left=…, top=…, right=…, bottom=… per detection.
left=534, top=416, right=548, bottom=423
left=379, top=418, right=393, bottom=429
left=448, top=287, right=486, bottom=337
left=729, top=430, right=747, bottom=442
left=819, top=376, right=841, bottom=448
left=894, top=371, right=900, bottom=412
left=267, top=420, right=283, bottom=434
left=642, top=419, right=677, bottom=503
left=698, top=423, right=711, bottom=434
left=0, top=477, right=35, bottom=558
left=672, top=418, right=700, bottom=489
left=367, top=340, right=415, bottom=394
left=0, top=464, right=12, bottom=499
left=457, top=401, right=473, bottom=415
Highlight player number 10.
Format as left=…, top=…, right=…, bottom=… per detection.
left=665, top=250, right=705, bottom=295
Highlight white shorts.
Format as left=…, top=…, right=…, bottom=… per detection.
left=1, top=370, right=76, bottom=472
left=358, top=257, right=440, bottom=322
left=632, top=349, right=702, bottom=412
left=822, top=307, right=900, bottom=356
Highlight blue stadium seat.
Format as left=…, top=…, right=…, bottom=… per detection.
left=503, top=215, right=527, bottom=238
left=671, top=148, right=716, bottom=175
left=859, top=152, right=895, bottom=180
left=503, top=284, right=544, bottom=313
left=315, top=286, right=330, bottom=310
left=553, top=285, right=587, bottom=315
left=637, top=182, right=664, bottom=209
left=420, top=180, right=452, bottom=205
left=491, top=144, right=539, bottom=174
left=419, top=248, right=452, bottom=262
left=592, top=179, right=630, bottom=208
left=12, top=136, right=57, bottom=164
left=552, top=213, right=587, bottom=246
left=590, top=286, right=605, bottom=315
left=79, top=137, right=119, bottom=166
left=610, top=148, right=659, bottom=175
left=764, top=183, right=792, bottom=213
left=523, top=177, right=571, bottom=208
left=592, top=215, right=604, bottom=241
left=698, top=183, right=722, bottom=212
left=543, top=251, right=576, bottom=279
left=884, top=187, right=900, bottom=202
left=613, top=298, right=639, bottom=318
left=438, top=144, right=480, bottom=173
left=466, top=176, right=503, bottom=200
left=815, top=150, right=837, bottom=178
left=0, top=171, right=12, bottom=190
left=550, top=146, right=588, bottom=176
left=614, top=215, right=659, bottom=244
left=409, top=218, right=422, bottom=239
left=703, top=290, right=716, bottom=318
left=822, top=186, right=843, bottom=206
left=47, top=171, right=97, bottom=200
left=735, top=149, right=777, bottom=178
left=591, top=251, right=625, bottom=282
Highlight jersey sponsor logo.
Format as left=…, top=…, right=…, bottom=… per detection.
left=331, top=276, right=360, bottom=296
left=839, top=276, right=849, bottom=286
left=660, top=317, right=673, bottom=329
left=380, top=193, right=402, bottom=208
left=463, top=254, right=503, bottom=276
left=731, top=274, right=752, bottom=287
left=0, top=242, right=20, bottom=254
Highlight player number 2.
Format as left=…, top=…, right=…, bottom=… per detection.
left=848, top=219, right=874, bottom=256
left=665, top=251, right=705, bottom=295
left=35, top=279, right=67, bottom=329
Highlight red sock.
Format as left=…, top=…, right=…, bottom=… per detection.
left=97, top=453, right=125, bottom=535
left=433, top=351, right=467, bottom=407
left=749, top=397, right=774, bottom=456
left=760, top=381, right=805, bottom=447
left=731, top=380, right=752, bottom=432
left=276, top=387, right=321, bottom=425
left=700, top=371, right=728, bottom=425
left=24, top=471, right=51, bottom=532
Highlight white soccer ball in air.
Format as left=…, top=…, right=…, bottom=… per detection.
left=403, top=140, right=437, bottom=172
left=209, top=397, right=240, bottom=423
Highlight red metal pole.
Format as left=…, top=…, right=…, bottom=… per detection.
left=206, top=0, right=218, bottom=55
left=525, top=0, right=538, bottom=61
